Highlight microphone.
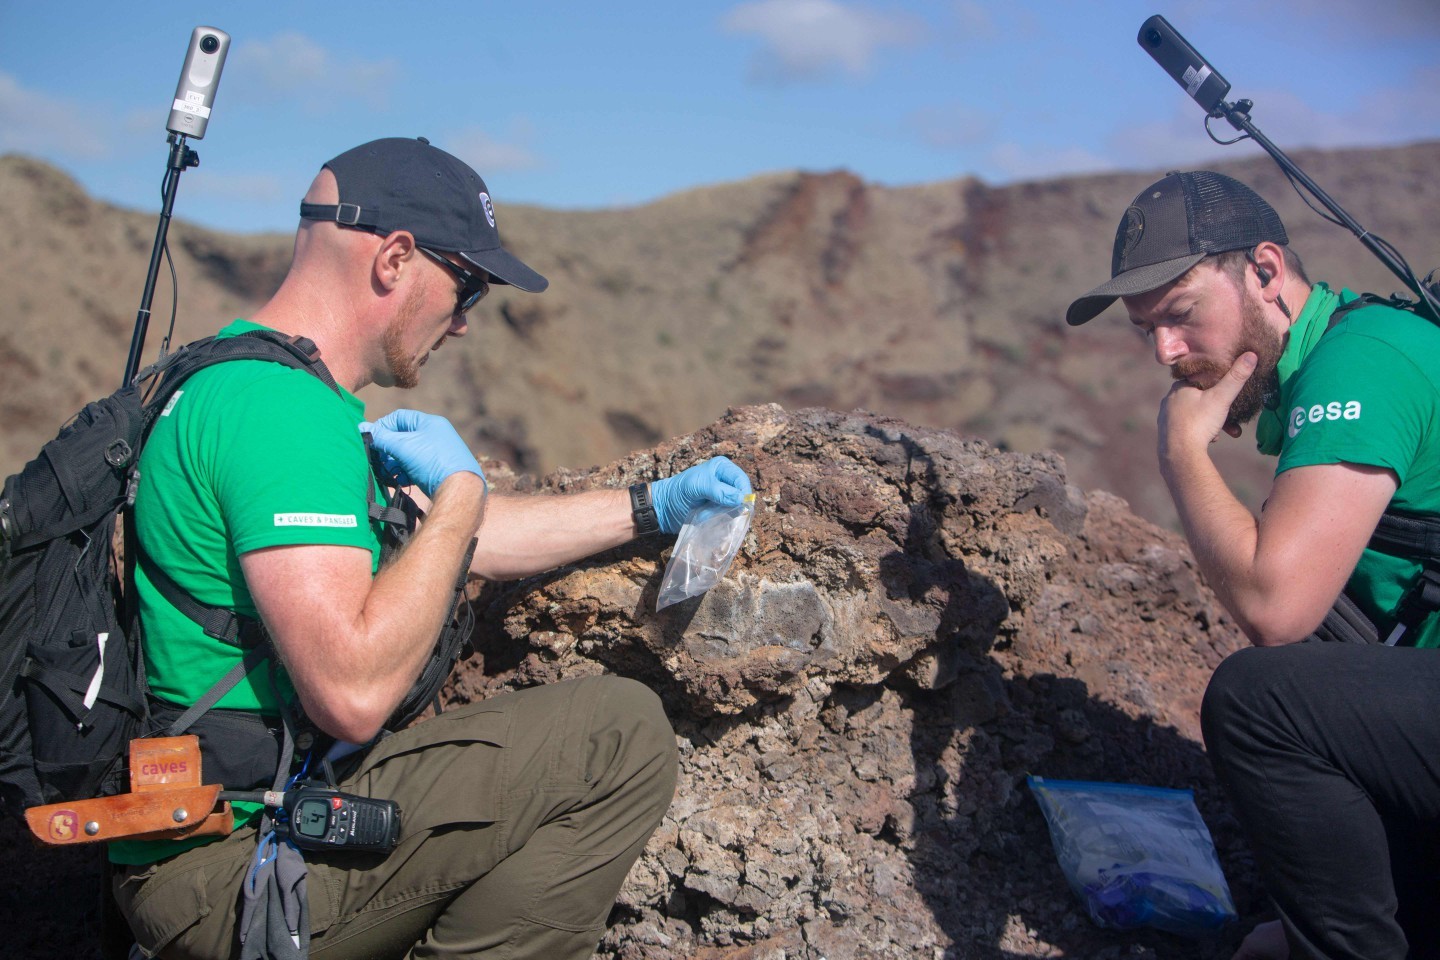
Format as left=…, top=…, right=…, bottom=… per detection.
left=1137, top=16, right=1230, bottom=117
left=166, top=27, right=231, bottom=139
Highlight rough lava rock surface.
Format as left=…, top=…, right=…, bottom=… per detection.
left=452, top=404, right=1258, bottom=959
left=2, top=405, right=1261, bottom=958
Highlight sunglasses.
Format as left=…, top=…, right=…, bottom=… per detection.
left=416, top=246, right=490, bottom=313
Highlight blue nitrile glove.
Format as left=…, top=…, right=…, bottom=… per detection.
left=361, top=410, right=485, bottom=499
left=650, top=456, right=753, bottom=534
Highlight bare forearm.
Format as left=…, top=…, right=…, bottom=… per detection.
left=259, top=472, right=488, bottom=742
left=471, top=489, right=636, bottom=580
left=1162, top=447, right=1271, bottom=641
left=359, top=473, right=487, bottom=697
left=1153, top=359, right=1395, bottom=646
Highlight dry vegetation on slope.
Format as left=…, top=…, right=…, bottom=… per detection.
left=4, top=142, right=1439, bottom=528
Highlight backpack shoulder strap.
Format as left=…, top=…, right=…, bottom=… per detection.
left=1357, top=510, right=1440, bottom=646
left=131, top=330, right=343, bottom=661
left=1370, top=510, right=1440, bottom=562
left=137, top=543, right=264, bottom=649
left=1325, top=292, right=1404, bottom=331
left=137, top=330, right=342, bottom=418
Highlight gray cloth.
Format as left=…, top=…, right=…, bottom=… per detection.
left=238, top=824, right=310, bottom=960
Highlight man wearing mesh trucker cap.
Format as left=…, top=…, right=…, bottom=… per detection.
left=1070, top=171, right=1440, bottom=959
left=108, top=137, right=753, bottom=959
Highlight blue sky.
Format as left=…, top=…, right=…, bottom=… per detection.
left=2, top=0, right=1437, bottom=233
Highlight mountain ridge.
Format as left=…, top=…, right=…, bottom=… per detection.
left=4, top=141, right=1439, bottom=528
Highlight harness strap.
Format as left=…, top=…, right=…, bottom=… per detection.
left=363, top=432, right=413, bottom=529
left=1310, top=590, right=1380, bottom=645
left=1308, top=301, right=1440, bottom=645
left=130, top=329, right=346, bottom=777
left=17, top=660, right=147, bottom=726
left=1383, top=567, right=1440, bottom=647
left=1369, top=511, right=1440, bottom=561
left=138, top=545, right=265, bottom=648
left=1323, top=290, right=1429, bottom=337
left=161, top=645, right=273, bottom=738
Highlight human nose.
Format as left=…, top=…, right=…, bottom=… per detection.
left=1152, top=326, right=1186, bottom=366
left=448, top=312, right=469, bottom=339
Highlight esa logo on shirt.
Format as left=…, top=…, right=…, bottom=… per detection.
left=1288, top=400, right=1362, bottom=438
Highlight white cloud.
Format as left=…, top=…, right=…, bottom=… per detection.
left=230, top=33, right=398, bottom=110
left=0, top=71, right=114, bottom=159
left=1271, top=0, right=1440, bottom=39
left=122, top=107, right=163, bottom=138
left=1157, top=0, right=1438, bottom=46
left=1108, top=64, right=1440, bottom=172
left=447, top=126, right=543, bottom=176
left=1107, top=107, right=1267, bottom=172
left=982, top=141, right=1114, bottom=183
left=184, top=171, right=286, bottom=204
left=722, top=0, right=921, bottom=84
left=906, top=102, right=998, bottom=149
left=951, top=0, right=997, bottom=40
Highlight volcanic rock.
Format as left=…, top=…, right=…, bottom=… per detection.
left=448, top=404, right=1254, bottom=958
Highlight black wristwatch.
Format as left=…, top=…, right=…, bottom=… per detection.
left=629, top=482, right=660, bottom=537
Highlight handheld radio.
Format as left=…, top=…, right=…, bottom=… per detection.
left=275, top=784, right=402, bottom=854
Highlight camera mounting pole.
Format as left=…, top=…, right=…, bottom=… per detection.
left=1212, top=98, right=1429, bottom=314
left=122, top=26, right=230, bottom=386
left=123, top=134, right=199, bottom=386
left=1138, top=15, right=1440, bottom=323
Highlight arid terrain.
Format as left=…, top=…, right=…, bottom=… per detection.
left=5, top=406, right=1256, bottom=958
left=3, top=142, right=1439, bottom=529
left=2, top=144, right=1438, bottom=956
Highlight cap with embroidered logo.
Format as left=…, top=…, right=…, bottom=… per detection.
left=299, top=136, right=547, bottom=292
left=1066, top=170, right=1286, bottom=325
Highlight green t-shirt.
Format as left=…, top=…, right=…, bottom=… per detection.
left=113, top=320, right=384, bottom=864
left=1269, top=285, right=1440, bottom=647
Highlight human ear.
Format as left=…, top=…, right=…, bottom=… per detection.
left=374, top=231, right=418, bottom=291
left=1251, top=242, right=1287, bottom=299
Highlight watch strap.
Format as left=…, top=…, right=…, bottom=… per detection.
left=629, top=482, right=661, bottom=537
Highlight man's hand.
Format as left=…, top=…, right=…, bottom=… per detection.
left=363, top=409, right=486, bottom=498
left=1233, top=919, right=1288, bottom=960
left=650, top=456, right=753, bottom=534
left=1159, top=352, right=1257, bottom=464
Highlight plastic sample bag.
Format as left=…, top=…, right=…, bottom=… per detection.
left=656, top=495, right=756, bottom=611
left=1026, top=776, right=1236, bottom=937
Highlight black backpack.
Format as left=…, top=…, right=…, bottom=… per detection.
left=1311, top=277, right=1440, bottom=646
left=0, top=329, right=474, bottom=821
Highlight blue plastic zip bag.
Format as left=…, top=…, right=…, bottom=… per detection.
left=1026, top=776, right=1236, bottom=937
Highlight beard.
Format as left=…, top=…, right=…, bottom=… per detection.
left=1171, top=291, right=1284, bottom=427
left=382, top=286, right=429, bottom=390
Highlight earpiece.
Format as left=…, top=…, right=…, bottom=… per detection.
left=1246, top=247, right=1272, bottom=287
left=1246, top=247, right=1292, bottom=318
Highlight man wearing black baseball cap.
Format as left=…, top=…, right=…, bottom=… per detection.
left=1072, top=171, right=1440, bottom=959
left=110, top=137, right=753, bottom=959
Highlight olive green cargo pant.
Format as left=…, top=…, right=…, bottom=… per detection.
left=115, top=675, right=678, bottom=959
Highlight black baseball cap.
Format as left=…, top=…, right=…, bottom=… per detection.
left=299, top=136, right=548, bottom=292
left=1065, top=170, right=1286, bottom=325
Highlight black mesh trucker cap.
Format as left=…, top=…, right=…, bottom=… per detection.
left=1065, top=170, right=1286, bottom=325
left=299, top=137, right=547, bottom=292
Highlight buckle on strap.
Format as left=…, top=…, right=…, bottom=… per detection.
left=201, top=608, right=264, bottom=649
left=1384, top=566, right=1440, bottom=646
left=201, top=608, right=243, bottom=644
left=299, top=202, right=364, bottom=226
